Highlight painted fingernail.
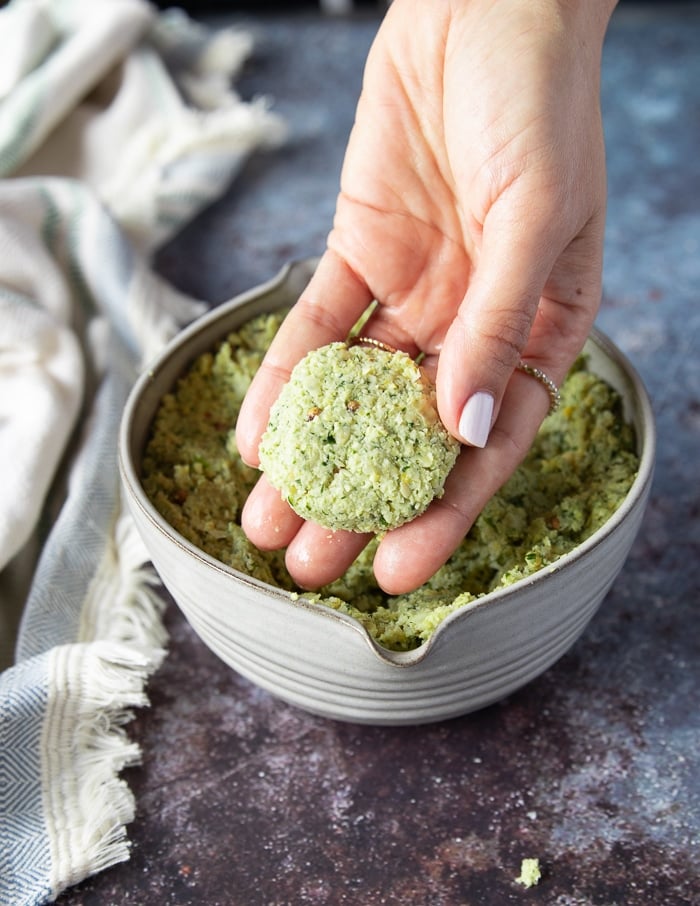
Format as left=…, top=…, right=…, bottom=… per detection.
left=458, top=391, right=494, bottom=448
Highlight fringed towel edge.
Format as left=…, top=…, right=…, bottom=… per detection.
left=78, top=504, right=168, bottom=653
left=42, top=502, right=168, bottom=898
left=43, top=639, right=166, bottom=897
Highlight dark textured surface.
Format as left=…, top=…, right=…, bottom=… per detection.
left=58, top=6, right=700, bottom=905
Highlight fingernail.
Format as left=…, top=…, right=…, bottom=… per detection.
left=458, top=392, right=494, bottom=448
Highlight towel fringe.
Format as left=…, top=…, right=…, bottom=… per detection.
left=40, top=506, right=169, bottom=895
left=78, top=505, right=168, bottom=655
left=44, top=639, right=164, bottom=894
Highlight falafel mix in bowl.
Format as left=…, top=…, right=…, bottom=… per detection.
left=141, top=307, right=639, bottom=652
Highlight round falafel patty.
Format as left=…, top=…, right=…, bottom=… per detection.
left=258, top=341, right=460, bottom=533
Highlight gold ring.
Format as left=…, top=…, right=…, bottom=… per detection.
left=348, top=336, right=398, bottom=354
left=516, top=361, right=561, bottom=416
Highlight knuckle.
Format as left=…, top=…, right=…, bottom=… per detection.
left=294, top=295, right=349, bottom=339
left=460, top=304, right=533, bottom=370
left=258, top=359, right=293, bottom=386
left=489, top=421, right=532, bottom=470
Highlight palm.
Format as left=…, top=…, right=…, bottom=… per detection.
left=328, top=18, right=475, bottom=362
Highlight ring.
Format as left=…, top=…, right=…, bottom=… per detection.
left=348, top=335, right=398, bottom=354
left=349, top=338, right=561, bottom=415
left=516, top=361, right=561, bottom=416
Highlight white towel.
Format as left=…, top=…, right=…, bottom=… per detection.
left=0, top=1, right=284, bottom=902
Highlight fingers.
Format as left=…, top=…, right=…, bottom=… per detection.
left=239, top=221, right=601, bottom=593
left=241, top=475, right=303, bottom=550
left=285, top=525, right=372, bottom=590
left=236, top=249, right=373, bottom=467
left=373, top=363, right=553, bottom=595
left=241, top=476, right=372, bottom=589
left=436, top=200, right=603, bottom=449
left=244, top=356, right=560, bottom=596
left=436, top=207, right=552, bottom=447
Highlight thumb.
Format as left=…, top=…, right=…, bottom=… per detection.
left=436, top=217, right=561, bottom=448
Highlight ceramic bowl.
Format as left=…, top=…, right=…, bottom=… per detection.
left=119, top=259, right=656, bottom=725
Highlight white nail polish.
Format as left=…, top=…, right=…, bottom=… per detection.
left=458, top=392, right=494, bottom=448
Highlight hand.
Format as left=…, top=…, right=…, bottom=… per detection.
left=236, top=0, right=617, bottom=594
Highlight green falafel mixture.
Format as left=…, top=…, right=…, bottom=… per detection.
left=141, top=309, right=639, bottom=652
left=258, top=341, right=460, bottom=532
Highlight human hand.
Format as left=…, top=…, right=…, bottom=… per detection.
left=236, top=0, right=617, bottom=594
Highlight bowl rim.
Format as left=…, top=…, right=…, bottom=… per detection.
left=119, top=260, right=657, bottom=669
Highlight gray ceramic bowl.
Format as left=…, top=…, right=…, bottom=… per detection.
left=119, top=259, right=656, bottom=725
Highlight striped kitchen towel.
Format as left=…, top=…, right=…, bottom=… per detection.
left=0, top=1, right=284, bottom=903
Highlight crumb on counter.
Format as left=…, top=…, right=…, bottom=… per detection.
left=516, top=857, right=542, bottom=888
